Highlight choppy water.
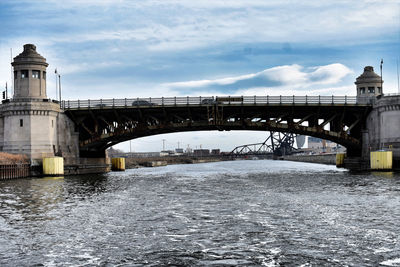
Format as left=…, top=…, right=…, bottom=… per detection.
left=0, top=160, right=399, bottom=266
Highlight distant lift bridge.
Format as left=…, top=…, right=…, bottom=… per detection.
left=230, top=132, right=306, bottom=156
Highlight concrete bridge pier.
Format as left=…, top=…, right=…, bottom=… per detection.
left=361, top=129, right=370, bottom=161
left=343, top=129, right=372, bottom=171
left=70, top=149, right=110, bottom=175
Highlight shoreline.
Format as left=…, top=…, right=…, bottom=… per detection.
left=124, top=156, right=230, bottom=169
left=280, top=153, right=336, bottom=166
left=122, top=154, right=338, bottom=170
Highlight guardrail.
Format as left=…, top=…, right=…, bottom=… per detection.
left=383, top=93, right=400, bottom=97
left=1, top=98, right=59, bottom=104
left=60, top=95, right=362, bottom=110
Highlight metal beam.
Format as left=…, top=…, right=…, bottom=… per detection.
left=347, top=118, right=361, bottom=132
left=296, top=114, right=313, bottom=125
left=319, top=114, right=337, bottom=128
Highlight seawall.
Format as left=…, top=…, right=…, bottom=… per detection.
left=281, top=154, right=336, bottom=165
left=125, top=156, right=227, bottom=169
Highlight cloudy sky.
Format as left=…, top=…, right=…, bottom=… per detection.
left=0, top=0, right=399, bottom=152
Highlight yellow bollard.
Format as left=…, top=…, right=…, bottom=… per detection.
left=370, top=151, right=392, bottom=170
left=43, top=157, right=64, bottom=175
left=336, top=153, right=346, bottom=168
left=111, top=158, right=125, bottom=171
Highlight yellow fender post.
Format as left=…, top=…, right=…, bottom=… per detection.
left=370, top=151, right=392, bottom=170
left=336, top=153, right=346, bottom=168
left=43, top=157, right=64, bottom=175
left=111, top=158, right=126, bottom=171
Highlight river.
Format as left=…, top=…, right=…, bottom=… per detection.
left=0, top=160, right=399, bottom=266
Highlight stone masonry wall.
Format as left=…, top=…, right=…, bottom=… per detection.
left=366, top=95, right=400, bottom=168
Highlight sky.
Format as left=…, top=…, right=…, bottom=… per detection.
left=0, top=0, right=399, bottom=152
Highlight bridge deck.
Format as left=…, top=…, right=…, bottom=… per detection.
left=61, top=95, right=369, bottom=110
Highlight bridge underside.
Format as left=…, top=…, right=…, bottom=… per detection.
left=65, top=103, right=371, bottom=157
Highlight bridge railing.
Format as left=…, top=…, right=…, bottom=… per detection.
left=61, top=95, right=359, bottom=109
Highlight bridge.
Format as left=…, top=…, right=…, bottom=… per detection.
left=1, top=44, right=399, bottom=173
left=230, top=132, right=304, bottom=156
left=61, top=95, right=370, bottom=158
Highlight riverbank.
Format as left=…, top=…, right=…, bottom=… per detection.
left=281, top=153, right=336, bottom=165
left=125, top=156, right=228, bottom=169
left=124, top=154, right=337, bottom=169
left=0, top=152, right=28, bottom=164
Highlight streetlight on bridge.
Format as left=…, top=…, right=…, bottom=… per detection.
left=55, top=68, right=61, bottom=102
left=380, top=59, right=383, bottom=94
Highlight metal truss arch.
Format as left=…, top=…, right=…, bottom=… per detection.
left=65, top=99, right=371, bottom=157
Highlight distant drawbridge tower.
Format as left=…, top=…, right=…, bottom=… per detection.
left=230, top=132, right=305, bottom=156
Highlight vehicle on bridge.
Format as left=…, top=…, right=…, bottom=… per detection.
left=216, top=96, right=244, bottom=104
left=201, top=97, right=244, bottom=105
left=95, top=103, right=107, bottom=108
left=131, top=100, right=156, bottom=106
left=201, top=98, right=216, bottom=105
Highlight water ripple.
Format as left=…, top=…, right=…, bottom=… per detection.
left=0, top=160, right=399, bottom=266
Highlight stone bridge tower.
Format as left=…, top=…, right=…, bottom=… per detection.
left=12, top=44, right=48, bottom=99
left=0, top=44, right=79, bottom=164
left=355, top=66, right=383, bottom=104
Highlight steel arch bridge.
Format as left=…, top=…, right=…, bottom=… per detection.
left=61, top=95, right=371, bottom=158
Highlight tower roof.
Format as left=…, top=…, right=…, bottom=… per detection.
left=355, top=66, right=382, bottom=84
left=12, top=44, right=48, bottom=67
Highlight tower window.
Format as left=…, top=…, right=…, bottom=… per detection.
left=14, top=71, right=17, bottom=80
left=20, top=119, right=23, bottom=127
left=32, top=70, right=40, bottom=79
left=377, top=87, right=381, bottom=93
left=368, top=87, right=375, bottom=93
left=21, top=70, right=28, bottom=78
left=360, top=87, right=365, bottom=94
left=43, top=71, right=46, bottom=80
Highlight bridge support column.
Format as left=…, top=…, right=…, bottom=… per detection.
left=361, top=129, right=370, bottom=161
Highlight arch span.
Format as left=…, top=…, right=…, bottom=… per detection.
left=64, top=100, right=371, bottom=157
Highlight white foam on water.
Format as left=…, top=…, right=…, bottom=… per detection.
left=73, top=252, right=101, bottom=266
left=261, top=259, right=279, bottom=267
left=374, top=247, right=393, bottom=254
left=380, top=258, right=400, bottom=266
left=270, top=247, right=281, bottom=254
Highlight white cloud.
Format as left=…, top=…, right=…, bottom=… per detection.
left=163, top=71, right=259, bottom=88
left=263, top=65, right=308, bottom=85
left=234, top=85, right=356, bottom=97
left=56, top=63, right=354, bottom=100
left=162, top=63, right=353, bottom=93
left=308, top=64, right=354, bottom=85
